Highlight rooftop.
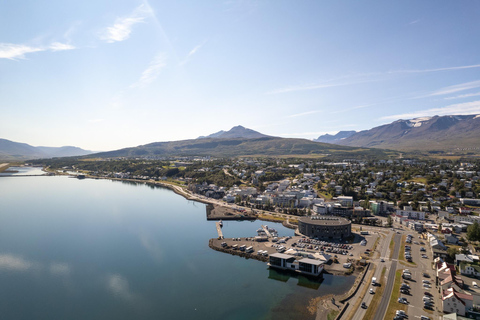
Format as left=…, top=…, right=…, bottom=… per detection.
left=299, top=215, right=350, bottom=226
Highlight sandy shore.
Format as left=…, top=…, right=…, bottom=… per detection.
left=0, top=163, right=10, bottom=173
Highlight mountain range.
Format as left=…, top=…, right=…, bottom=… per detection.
left=92, top=125, right=386, bottom=159
left=0, top=139, right=94, bottom=160
left=2, top=114, right=480, bottom=161
left=333, top=114, right=480, bottom=152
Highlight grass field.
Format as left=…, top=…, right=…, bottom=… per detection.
left=327, top=310, right=340, bottom=320
left=389, top=238, right=395, bottom=259
left=384, top=270, right=408, bottom=320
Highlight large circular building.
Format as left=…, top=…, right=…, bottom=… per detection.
left=298, top=216, right=351, bottom=240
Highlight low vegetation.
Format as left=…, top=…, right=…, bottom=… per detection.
left=327, top=310, right=339, bottom=320
left=362, top=267, right=386, bottom=320
left=384, top=270, right=407, bottom=320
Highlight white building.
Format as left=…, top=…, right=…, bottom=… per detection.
left=396, top=209, right=425, bottom=220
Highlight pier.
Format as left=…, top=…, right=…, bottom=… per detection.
left=216, top=221, right=224, bottom=239
left=261, top=225, right=272, bottom=238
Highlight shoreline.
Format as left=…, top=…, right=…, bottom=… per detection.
left=54, top=171, right=363, bottom=320
left=0, top=163, right=10, bottom=173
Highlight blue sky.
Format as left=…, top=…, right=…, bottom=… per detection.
left=1, top=1, right=480, bottom=151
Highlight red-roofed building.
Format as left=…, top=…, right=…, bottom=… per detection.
left=443, top=288, right=472, bottom=315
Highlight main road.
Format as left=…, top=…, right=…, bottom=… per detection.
left=351, top=230, right=393, bottom=320
left=373, top=233, right=401, bottom=320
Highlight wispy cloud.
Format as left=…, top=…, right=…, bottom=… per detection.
left=269, top=63, right=480, bottom=95
left=444, top=92, right=480, bottom=100
left=286, top=110, right=321, bottom=118
left=329, top=104, right=372, bottom=114
left=426, top=80, right=480, bottom=97
left=49, top=42, right=75, bottom=51
left=267, top=81, right=357, bottom=95
left=131, top=53, right=167, bottom=88
left=0, top=43, right=44, bottom=60
left=100, top=5, right=151, bottom=43
left=180, top=41, right=207, bottom=66
left=380, top=100, right=480, bottom=121
left=408, top=19, right=420, bottom=25
left=0, top=42, right=75, bottom=60
left=390, top=64, right=480, bottom=75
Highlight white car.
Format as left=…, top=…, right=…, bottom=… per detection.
left=423, top=284, right=431, bottom=288
left=421, top=316, right=431, bottom=320
left=370, top=288, right=375, bottom=294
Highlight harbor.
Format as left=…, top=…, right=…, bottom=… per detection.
left=209, top=222, right=378, bottom=277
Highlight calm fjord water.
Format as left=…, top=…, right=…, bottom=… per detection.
left=0, top=169, right=353, bottom=320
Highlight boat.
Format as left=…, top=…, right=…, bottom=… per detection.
left=219, top=220, right=223, bottom=227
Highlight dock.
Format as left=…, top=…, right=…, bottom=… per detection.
left=216, top=221, right=224, bottom=239
left=261, top=225, right=272, bottom=238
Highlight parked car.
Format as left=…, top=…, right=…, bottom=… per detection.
left=424, top=291, right=433, bottom=296
left=398, top=297, right=408, bottom=304
left=396, top=310, right=407, bottom=317
left=423, top=273, right=430, bottom=278
left=421, top=316, right=431, bottom=320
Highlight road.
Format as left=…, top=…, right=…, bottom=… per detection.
left=351, top=230, right=394, bottom=320
left=373, top=233, right=401, bottom=320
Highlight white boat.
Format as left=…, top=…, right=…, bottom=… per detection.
left=219, top=220, right=223, bottom=227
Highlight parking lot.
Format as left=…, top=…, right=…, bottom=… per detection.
left=395, top=230, right=441, bottom=320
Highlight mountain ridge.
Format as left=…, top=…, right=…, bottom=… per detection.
left=335, top=114, right=480, bottom=152
left=314, top=131, right=356, bottom=143
left=0, top=138, right=94, bottom=160
left=197, top=125, right=269, bottom=139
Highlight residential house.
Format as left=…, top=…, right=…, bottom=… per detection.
left=459, top=262, right=480, bottom=278
left=443, top=287, right=472, bottom=316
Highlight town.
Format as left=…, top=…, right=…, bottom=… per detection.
left=32, top=156, right=480, bottom=320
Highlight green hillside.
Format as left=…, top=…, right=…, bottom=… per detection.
left=91, top=137, right=394, bottom=159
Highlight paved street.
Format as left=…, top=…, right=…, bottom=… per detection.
left=351, top=230, right=396, bottom=320
left=373, top=233, right=401, bottom=320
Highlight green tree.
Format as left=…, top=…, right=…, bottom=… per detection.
left=467, top=222, right=480, bottom=242
left=447, top=247, right=459, bottom=260
left=387, top=215, right=393, bottom=227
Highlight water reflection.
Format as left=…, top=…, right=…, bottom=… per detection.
left=0, top=166, right=45, bottom=176
left=268, top=268, right=322, bottom=290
